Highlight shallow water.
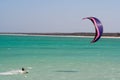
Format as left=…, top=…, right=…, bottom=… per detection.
left=0, top=35, right=120, bottom=80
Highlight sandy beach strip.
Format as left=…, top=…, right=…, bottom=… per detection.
left=0, top=33, right=120, bottom=39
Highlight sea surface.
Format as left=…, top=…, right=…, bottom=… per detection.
left=0, top=35, right=120, bottom=80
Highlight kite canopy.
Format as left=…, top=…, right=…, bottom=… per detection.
left=83, top=17, right=103, bottom=43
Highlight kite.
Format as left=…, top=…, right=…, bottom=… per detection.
left=83, top=17, right=103, bottom=43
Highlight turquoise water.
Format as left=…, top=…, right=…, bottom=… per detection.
left=0, top=35, right=120, bottom=80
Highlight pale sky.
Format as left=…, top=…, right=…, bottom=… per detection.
left=0, top=0, right=120, bottom=33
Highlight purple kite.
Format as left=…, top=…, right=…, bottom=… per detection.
left=83, top=17, right=103, bottom=43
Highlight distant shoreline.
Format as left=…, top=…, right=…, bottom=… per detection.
left=0, top=32, right=120, bottom=39
left=0, top=32, right=120, bottom=37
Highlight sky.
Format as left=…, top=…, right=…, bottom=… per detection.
left=0, top=0, right=120, bottom=33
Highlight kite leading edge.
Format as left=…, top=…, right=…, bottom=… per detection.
left=83, top=17, right=103, bottom=43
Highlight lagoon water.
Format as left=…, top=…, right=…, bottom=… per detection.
left=0, top=35, right=120, bottom=80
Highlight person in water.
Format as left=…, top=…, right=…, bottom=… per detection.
left=21, top=68, right=28, bottom=74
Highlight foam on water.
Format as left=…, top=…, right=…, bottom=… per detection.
left=0, top=70, right=25, bottom=75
